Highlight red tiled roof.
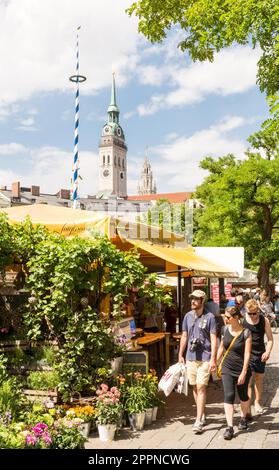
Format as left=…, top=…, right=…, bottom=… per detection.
left=127, top=192, right=192, bottom=203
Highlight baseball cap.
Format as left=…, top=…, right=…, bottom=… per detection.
left=227, top=299, right=236, bottom=306
left=189, top=290, right=206, bottom=299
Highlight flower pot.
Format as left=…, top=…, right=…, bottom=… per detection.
left=97, top=424, right=117, bottom=442
left=128, top=412, right=145, bottom=431
left=144, top=408, right=153, bottom=426
left=116, top=410, right=124, bottom=430
left=79, top=422, right=91, bottom=438
left=152, top=406, right=158, bottom=421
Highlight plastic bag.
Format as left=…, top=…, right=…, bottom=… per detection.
left=175, top=365, right=188, bottom=396
left=158, top=362, right=183, bottom=397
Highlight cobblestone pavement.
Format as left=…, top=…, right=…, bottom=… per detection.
left=86, top=330, right=279, bottom=450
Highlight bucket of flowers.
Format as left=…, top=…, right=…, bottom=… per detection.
left=95, top=384, right=122, bottom=442
left=65, top=405, right=96, bottom=438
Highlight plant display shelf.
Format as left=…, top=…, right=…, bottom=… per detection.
left=0, top=339, right=30, bottom=352
left=23, top=388, right=60, bottom=404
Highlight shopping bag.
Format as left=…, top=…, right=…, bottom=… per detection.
left=175, top=365, right=188, bottom=396
left=158, top=362, right=183, bottom=397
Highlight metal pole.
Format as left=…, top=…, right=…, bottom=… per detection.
left=177, top=265, right=182, bottom=330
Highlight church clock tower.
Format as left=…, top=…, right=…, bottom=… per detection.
left=97, top=74, right=127, bottom=198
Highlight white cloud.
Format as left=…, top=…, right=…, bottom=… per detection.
left=0, top=102, right=20, bottom=120
left=16, top=116, right=37, bottom=131
left=136, top=46, right=260, bottom=116
left=0, top=143, right=98, bottom=196
left=0, top=142, right=28, bottom=154
left=0, top=0, right=140, bottom=109
left=127, top=115, right=249, bottom=192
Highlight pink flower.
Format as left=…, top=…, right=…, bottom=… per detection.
left=26, top=434, right=37, bottom=446
left=100, top=383, right=109, bottom=392
left=42, top=432, right=52, bottom=446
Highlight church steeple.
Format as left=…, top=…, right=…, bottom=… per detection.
left=98, top=73, right=127, bottom=199
left=107, top=73, right=119, bottom=124
left=137, top=150, right=157, bottom=195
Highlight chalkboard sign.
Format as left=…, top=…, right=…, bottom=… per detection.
left=122, top=351, right=149, bottom=374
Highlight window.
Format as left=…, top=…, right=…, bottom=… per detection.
left=122, top=159, right=125, bottom=169
left=114, top=156, right=116, bottom=166
left=107, top=155, right=110, bottom=164
left=118, top=157, right=120, bottom=167
left=103, top=155, right=105, bottom=164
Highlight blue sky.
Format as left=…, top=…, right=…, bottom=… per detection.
left=0, top=0, right=269, bottom=197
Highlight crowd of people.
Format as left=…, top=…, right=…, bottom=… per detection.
left=178, top=287, right=275, bottom=440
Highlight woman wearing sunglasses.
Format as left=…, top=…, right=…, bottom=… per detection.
left=243, top=299, right=273, bottom=415
left=217, top=306, right=252, bottom=440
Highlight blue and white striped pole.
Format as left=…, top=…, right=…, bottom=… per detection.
left=69, top=26, right=86, bottom=209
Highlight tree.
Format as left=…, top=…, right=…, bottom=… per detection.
left=194, top=102, right=279, bottom=290
left=140, top=198, right=186, bottom=234
left=127, top=0, right=279, bottom=95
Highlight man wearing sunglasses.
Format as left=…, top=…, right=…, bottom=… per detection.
left=243, top=299, right=273, bottom=415
left=178, top=290, right=217, bottom=434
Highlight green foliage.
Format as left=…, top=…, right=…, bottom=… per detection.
left=0, top=354, right=8, bottom=383
left=0, top=377, right=26, bottom=419
left=54, top=309, right=124, bottom=399
left=127, top=0, right=279, bottom=95
left=138, top=273, right=172, bottom=317
left=125, top=385, right=149, bottom=414
left=26, top=371, right=60, bottom=391
left=0, top=424, right=26, bottom=449
left=194, top=103, right=279, bottom=288
left=50, top=421, right=86, bottom=449
left=140, top=198, right=192, bottom=237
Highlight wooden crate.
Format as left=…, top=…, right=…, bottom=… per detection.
left=23, top=388, right=60, bottom=404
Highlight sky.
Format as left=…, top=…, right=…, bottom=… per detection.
left=0, top=0, right=269, bottom=197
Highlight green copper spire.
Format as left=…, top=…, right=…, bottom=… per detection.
left=107, top=73, right=119, bottom=119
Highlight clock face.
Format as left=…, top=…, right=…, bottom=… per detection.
left=103, top=169, right=110, bottom=178
left=116, top=127, right=122, bottom=137
left=104, top=126, right=110, bottom=134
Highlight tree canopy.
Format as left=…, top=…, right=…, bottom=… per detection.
left=127, top=0, right=279, bottom=95
left=194, top=99, right=279, bottom=289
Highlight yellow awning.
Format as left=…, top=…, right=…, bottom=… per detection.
left=1, top=204, right=111, bottom=238
left=126, top=239, right=239, bottom=277
left=1, top=204, right=239, bottom=277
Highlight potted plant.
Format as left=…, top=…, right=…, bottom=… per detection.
left=65, top=405, right=96, bottom=438
left=142, top=369, right=164, bottom=422
left=95, top=384, right=122, bottom=442
left=125, top=385, right=149, bottom=431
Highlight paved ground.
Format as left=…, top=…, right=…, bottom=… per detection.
left=86, top=329, right=279, bottom=450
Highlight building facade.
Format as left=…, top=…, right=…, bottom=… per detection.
left=97, top=73, right=127, bottom=199
left=137, top=154, right=156, bottom=196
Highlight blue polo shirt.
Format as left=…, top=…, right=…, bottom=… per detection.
left=182, top=309, right=217, bottom=362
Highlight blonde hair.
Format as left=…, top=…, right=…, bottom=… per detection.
left=245, top=299, right=259, bottom=312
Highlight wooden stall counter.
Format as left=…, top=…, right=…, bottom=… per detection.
left=135, top=332, right=170, bottom=376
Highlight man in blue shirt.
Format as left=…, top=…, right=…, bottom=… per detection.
left=178, top=290, right=217, bottom=434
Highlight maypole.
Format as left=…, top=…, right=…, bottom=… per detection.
left=69, top=26, right=86, bottom=209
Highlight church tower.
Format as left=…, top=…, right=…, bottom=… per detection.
left=137, top=152, right=157, bottom=195
left=97, top=74, right=127, bottom=198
